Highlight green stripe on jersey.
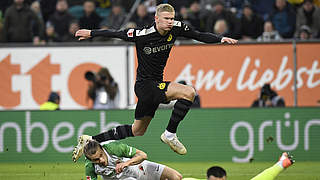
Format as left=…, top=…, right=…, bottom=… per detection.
left=103, top=141, right=137, bottom=158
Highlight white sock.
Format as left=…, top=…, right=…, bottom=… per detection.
left=276, top=161, right=285, bottom=169
left=276, top=153, right=286, bottom=169
left=164, top=130, right=176, bottom=140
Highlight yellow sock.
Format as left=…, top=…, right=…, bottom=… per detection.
left=251, top=163, right=283, bottom=180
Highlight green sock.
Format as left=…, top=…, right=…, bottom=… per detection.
left=251, top=163, right=283, bottom=180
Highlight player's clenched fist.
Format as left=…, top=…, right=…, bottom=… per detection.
left=115, top=162, right=128, bottom=174
left=75, top=29, right=92, bottom=40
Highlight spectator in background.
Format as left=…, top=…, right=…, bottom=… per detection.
left=67, top=0, right=83, bottom=7
left=186, top=1, right=207, bottom=32
left=100, top=3, right=126, bottom=30
left=44, top=22, right=61, bottom=43
left=143, top=0, right=157, bottom=14
left=0, top=9, right=4, bottom=42
left=296, top=0, right=320, bottom=38
left=257, top=20, right=282, bottom=41
left=118, top=0, right=135, bottom=13
left=40, top=92, right=60, bottom=110
left=30, top=1, right=46, bottom=44
left=3, top=0, right=41, bottom=43
left=298, top=24, right=312, bottom=39
left=124, top=21, right=137, bottom=29
left=175, top=6, right=188, bottom=21
left=200, top=0, right=215, bottom=11
left=167, top=0, right=194, bottom=13
left=47, top=0, right=75, bottom=41
left=94, top=0, right=112, bottom=9
left=269, top=0, right=296, bottom=38
left=79, top=0, right=102, bottom=30
left=40, top=0, right=57, bottom=24
left=213, top=19, right=231, bottom=37
left=62, top=21, right=80, bottom=42
left=0, top=0, right=12, bottom=16
left=249, top=0, right=275, bottom=20
left=205, top=0, right=242, bottom=39
left=240, top=2, right=264, bottom=41
left=129, top=4, right=153, bottom=28
left=287, top=0, right=304, bottom=9
left=86, top=67, right=120, bottom=110
left=315, top=0, right=320, bottom=7
left=199, top=0, right=245, bottom=16
left=251, top=83, right=285, bottom=107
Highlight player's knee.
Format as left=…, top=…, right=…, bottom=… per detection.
left=132, top=128, right=146, bottom=136
left=173, top=172, right=183, bottom=180
left=185, top=86, right=196, bottom=101
left=134, top=131, right=145, bottom=136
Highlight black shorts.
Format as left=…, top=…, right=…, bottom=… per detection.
left=134, top=80, right=170, bottom=119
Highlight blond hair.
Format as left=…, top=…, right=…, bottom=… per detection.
left=155, top=4, right=175, bottom=16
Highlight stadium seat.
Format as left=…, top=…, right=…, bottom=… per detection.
left=96, top=7, right=111, bottom=18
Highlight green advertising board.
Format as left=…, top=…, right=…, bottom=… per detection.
left=0, top=108, right=319, bottom=162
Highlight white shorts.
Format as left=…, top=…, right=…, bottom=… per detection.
left=136, top=160, right=165, bottom=180
left=101, top=160, right=165, bottom=180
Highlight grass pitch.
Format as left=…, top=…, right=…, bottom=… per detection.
left=0, top=162, right=319, bottom=180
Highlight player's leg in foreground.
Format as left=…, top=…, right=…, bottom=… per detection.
left=251, top=152, right=295, bottom=180
left=72, top=81, right=194, bottom=161
left=160, top=82, right=195, bottom=155
left=72, top=134, right=92, bottom=162
left=72, top=116, right=152, bottom=162
left=142, top=160, right=182, bottom=180
left=72, top=88, right=161, bottom=162
left=160, top=166, right=183, bottom=180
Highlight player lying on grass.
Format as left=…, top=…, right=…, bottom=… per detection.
left=82, top=140, right=182, bottom=180
left=183, top=152, right=294, bottom=180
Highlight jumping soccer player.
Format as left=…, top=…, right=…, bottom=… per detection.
left=83, top=140, right=182, bottom=180
left=72, top=3, right=237, bottom=162
left=182, top=152, right=294, bottom=180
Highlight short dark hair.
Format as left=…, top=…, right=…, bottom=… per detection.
left=84, top=140, right=101, bottom=160
left=207, top=166, right=227, bottom=178
left=48, top=92, right=60, bottom=102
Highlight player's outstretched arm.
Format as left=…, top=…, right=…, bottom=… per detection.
left=76, top=29, right=135, bottom=42
left=75, top=29, right=92, bottom=40
left=179, top=23, right=238, bottom=44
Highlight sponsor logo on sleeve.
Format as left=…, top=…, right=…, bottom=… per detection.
left=127, top=29, right=134, bottom=37
left=184, top=25, right=189, bottom=31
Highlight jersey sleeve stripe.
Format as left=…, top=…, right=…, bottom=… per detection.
left=136, top=26, right=156, bottom=36
left=129, top=147, right=133, bottom=156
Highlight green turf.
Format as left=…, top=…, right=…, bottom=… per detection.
left=0, top=162, right=319, bottom=180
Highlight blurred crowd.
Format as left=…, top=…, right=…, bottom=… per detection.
left=0, top=0, right=320, bottom=44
